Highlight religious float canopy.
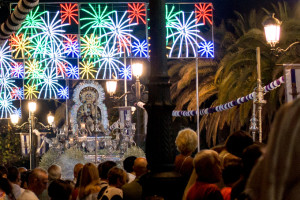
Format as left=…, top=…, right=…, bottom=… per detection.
left=0, top=2, right=213, bottom=118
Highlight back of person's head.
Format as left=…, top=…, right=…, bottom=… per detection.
left=222, top=161, right=242, bottom=186
left=133, top=157, right=148, bottom=177
left=0, top=177, right=13, bottom=197
left=242, top=143, right=263, bottom=177
left=80, top=163, right=99, bottom=188
left=75, top=169, right=82, bottom=188
left=175, top=128, right=198, bottom=155
left=18, top=167, right=27, bottom=174
left=194, top=150, right=222, bottom=183
left=7, top=166, right=20, bottom=183
left=20, top=170, right=31, bottom=189
left=0, top=166, right=8, bottom=178
left=123, top=156, right=137, bottom=173
left=48, top=179, right=72, bottom=200
left=28, top=168, right=48, bottom=196
left=107, top=167, right=127, bottom=188
left=225, top=130, right=253, bottom=158
left=29, top=168, right=48, bottom=185
left=48, top=164, right=62, bottom=181
left=98, top=161, right=117, bottom=180
left=73, top=163, right=83, bottom=179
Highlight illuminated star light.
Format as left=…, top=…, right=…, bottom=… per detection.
left=0, top=93, right=17, bottom=119
left=198, top=41, right=214, bottom=58
left=80, top=4, right=113, bottom=37
left=64, top=35, right=79, bottom=58
left=167, top=11, right=205, bottom=58
left=66, top=65, right=79, bottom=79
left=58, top=87, right=69, bottom=99
left=80, top=34, right=104, bottom=60
left=119, top=65, right=132, bottom=80
left=128, top=3, right=146, bottom=24
left=29, top=11, right=70, bottom=57
left=98, top=11, right=139, bottom=56
left=166, top=5, right=182, bottom=45
left=11, top=87, right=24, bottom=100
left=24, top=84, right=39, bottom=99
left=25, top=59, right=44, bottom=86
left=38, top=67, right=64, bottom=99
left=94, top=46, right=124, bottom=79
left=17, top=6, right=47, bottom=37
left=0, top=71, right=17, bottom=96
left=79, top=60, right=97, bottom=79
left=195, top=3, right=213, bottom=25
left=10, top=33, right=32, bottom=58
left=60, top=3, right=79, bottom=25
left=0, top=41, right=16, bottom=72
left=11, top=62, right=25, bottom=78
left=132, top=40, right=148, bottom=57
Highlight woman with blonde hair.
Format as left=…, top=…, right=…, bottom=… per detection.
left=77, top=163, right=101, bottom=200
left=174, top=128, right=198, bottom=183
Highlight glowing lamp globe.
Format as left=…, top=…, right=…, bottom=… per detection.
left=106, top=80, right=117, bottom=96
left=47, top=112, right=54, bottom=125
left=132, top=63, right=143, bottom=78
left=262, top=13, right=281, bottom=48
left=28, top=101, right=37, bottom=113
left=10, top=113, right=19, bottom=125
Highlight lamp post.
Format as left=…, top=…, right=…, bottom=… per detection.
left=28, top=101, right=37, bottom=169
left=106, top=63, right=147, bottom=147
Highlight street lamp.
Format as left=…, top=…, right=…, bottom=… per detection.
left=262, top=13, right=281, bottom=49
left=10, top=113, right=19, bottom=125
left=28, top=101, right=37, bottom=169
left=262, top=13, right=300, bottom=53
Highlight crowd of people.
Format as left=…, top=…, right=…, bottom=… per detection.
left=1, top=98, right=300, bottom=200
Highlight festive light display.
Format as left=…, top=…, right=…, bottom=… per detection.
left=0, top=92, right=17, bottom=118
left=66, top=65, right=79, bottom=79
left=195, top=3, right=213, bottom=25
left=0, top=41, right=16, bottom=72
left=80, top=34, right=104, bottom=60
left=2, top=2, right=213, bottom=118
left=95, top=46, right=124, bottom=79
left=80, top=4, right=113, bottom=37
left=64, top=35, right=80, bottom=58
left=60, top=3, right=79, bottom=25
left=24, top=84, right=39, bottom=99
left=16, top=6, right=47, bottom=37
left=11, top=62, right=25, bottom=78
left=13, top=108, right=22, bottom=118
left=79, top=60, right=96, bottom=79
left=11, top=87, right=24, bottom=100
left=10, top=34, right=32, bottom=58
left=58, top=86, right=69, bottom=99
left=167, top=11, right=205, bottom=58
left=119, top=65, right=132, bottom=80
left=132, top=40, right=148, bottom=57
left=28, top=11, right=69, bottom=57
left=25, top=59, right=44, bottom=86
left=99, top=11, right=138, bottom=56
left=166, top=5, right=182, bottom=45
left=0, top=71, right=17, bottom=96
left=198, top=41, right=214, bottom=58
left=128, top=3, right=146, bottom=25
left=38, top=67, right=64, bottom=99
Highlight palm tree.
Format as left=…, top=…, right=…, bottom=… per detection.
left=170, top=1, right=300, bottom=146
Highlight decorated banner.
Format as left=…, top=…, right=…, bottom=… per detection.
left=284, top=65, right=300, bottom=102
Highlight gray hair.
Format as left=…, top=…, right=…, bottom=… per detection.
left=48, top=164, right=61, bottom=181
left=175, top=128, right=198, bottom=155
